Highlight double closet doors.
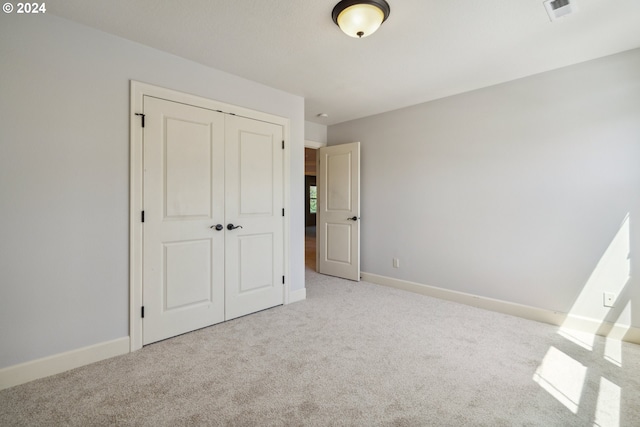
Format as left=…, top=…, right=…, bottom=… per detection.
left=142, top=96, right=284, bottom=345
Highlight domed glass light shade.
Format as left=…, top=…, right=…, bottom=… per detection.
left=332, top=0, right=391, bottom=38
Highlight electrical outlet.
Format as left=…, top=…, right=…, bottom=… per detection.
left=603, top=292, right=616, bottom=308
left=393, top=258, right=400, bottom=268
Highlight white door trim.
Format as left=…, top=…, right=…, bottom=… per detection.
left=305, top=139, right=326, bottom=149
left=129, top=81, right=291, bottom=352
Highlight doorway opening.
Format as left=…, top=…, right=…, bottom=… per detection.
left=305, top=147, right=317, bottom=270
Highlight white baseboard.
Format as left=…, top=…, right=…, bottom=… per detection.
left=560, top=314, right=640, bottom=344
left=361, top=272, right=640, bottom=346
left=0, top=337, right=130, bottom=391
left=288, top=287, right=307, bottom=304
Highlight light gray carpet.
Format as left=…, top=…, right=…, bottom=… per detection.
left=1, top=269, right=639, bottom=426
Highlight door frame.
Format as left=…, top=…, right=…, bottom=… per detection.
left=129, top=81, right=291, bottom=352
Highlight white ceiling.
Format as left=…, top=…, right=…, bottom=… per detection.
left=49, top=0, right=640, bottom=125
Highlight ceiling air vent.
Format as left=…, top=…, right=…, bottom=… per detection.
left=544, top=0, right=578, bottom=22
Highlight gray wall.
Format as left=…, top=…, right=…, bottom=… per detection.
left=0, top=14, right=305, bottom=369
left=305, top=121, right=328, bottom=144
left=329, top=49, right=640, bottom=328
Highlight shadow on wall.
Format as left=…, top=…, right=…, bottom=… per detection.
left=533, top=211, right=638, bottom=425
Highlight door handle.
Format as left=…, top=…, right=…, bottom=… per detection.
left=210, top=224, right=224, bottom=231
left=347, top=216, right=360, bottom=221
left=227, top=224, right=243, bottom=230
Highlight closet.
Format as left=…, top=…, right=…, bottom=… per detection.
left=138, top=94, right=285, bottom=345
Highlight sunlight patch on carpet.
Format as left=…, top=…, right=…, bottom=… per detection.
left=594, top=377, right=621, bottom=427
left=533, top=346, right=587, bottom=414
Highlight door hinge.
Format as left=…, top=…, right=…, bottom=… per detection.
left=282, top=208, right=285, bottom=217
left=282, top=140, right=285, bottom=149
left=141, top=210, right=145, bottom=223
left=282, top=276, right=285, bottom=284
left=135, top=113, right=145, bottom=128
left=141, top=306, right=145, bottom=318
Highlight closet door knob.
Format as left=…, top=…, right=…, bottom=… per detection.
left=210, top=224, right=224, bottom=231
left=227, top=224, right=243, bottom=230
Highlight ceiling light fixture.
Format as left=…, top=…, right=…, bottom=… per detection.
left=332, top=0, right=391, bottom=39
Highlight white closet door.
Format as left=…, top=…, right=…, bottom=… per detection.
left=224, top=115, right=284, bottom=320
left=142, top=96, right=225, bottom=345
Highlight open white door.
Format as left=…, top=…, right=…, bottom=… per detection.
left=317, top=142, right=360, bottom=281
